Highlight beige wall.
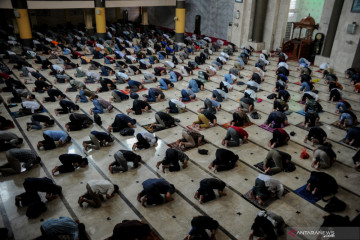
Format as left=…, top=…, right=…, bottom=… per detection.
left=229, top=0, right=290, bottom=51
left=315, top=0, right=360, bottom=72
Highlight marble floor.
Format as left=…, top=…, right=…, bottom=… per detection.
left=0, top=45, right=359, bottom=240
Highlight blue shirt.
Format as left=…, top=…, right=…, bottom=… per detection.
left=128, top=80, right=142, bottom=87
left=44, top=130, right=68, bottom=142
left=209, top=98, right=221, bottom=107
left=184, top=89, right=195, bottom=97
left=224, top=74, right=233, bottom=84
left=170, top=71, right=177, bottom=81
left=41, top=217, right=78, bottom=239
left=116, top=72, right=129, bottom=80
left=300, top=82, right=311, bottom=92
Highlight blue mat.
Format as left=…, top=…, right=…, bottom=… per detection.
left=294, top=184, right=320, bottom=204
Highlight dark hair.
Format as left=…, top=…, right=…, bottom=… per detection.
left=66, top=136, right=71, bottom=143
left=17, top=138, right=23, bottom=145
left=323, top=70, right=329, bottom=76
left=47, top=119, right=55, bottom=125
left=78, top=223, right=88, bottom=240
left=74, top=105, right=80, bottom=110
left=53, top=185, right=62, bottom=195
left=155, top=136, right=159, bottom=143
left=94, top=95, right=99, bottom=99
left=81, top=157, right=89, bottom=165
left=35, top=156, right=41, bottom=164
left=113, top=184, right=119, bottom=192
left=130, top=119, right=137, bottom=125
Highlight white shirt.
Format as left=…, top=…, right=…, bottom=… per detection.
left=139, top=132, right=157, bottom=147
left=257, top=174, right=284, bottom=198
left=125, top=40, right=133, bottom=47
left=319, top=63, right=330, bottom=70
left=222, top=81, right=233, bottom=90
left=220, top=52, right=229, bottom=59
left=214, top=89, right=227, bottom=100
left=218, top=56, right=227, bottom=63
left=208, top=65, right=216, bottom=72
left=244, top=89, right=257, bottom=100
left=303, top=91, right=318, bottom=101
left=25, top=67, right=36, bottom=73
left=170, top=99, right=186, bottom=108
left=203, top=37, right=211, bottom=42
left=165, top=61, right=175, bottom=68
left=33, top=40, right=40, bottom=45
left=86, top=71, right=100, bottom=81
left=116, top=72, right=129, bottom=80
left=88, top=180, right=114, bottom=195
left=278, top=62, right=288, bottom=70
left=22, top=101, right=40, bottom=113
left=127, top=56, right=136, bottom=62
left=52, top=65, right=63, bottom=72
left=115, top=37, right=123, bottom=43
left=247, top=80, right=260, bottom=91
left=230, top=74, right=237, bottom=81
left=96, top=43, right=104, bottom=50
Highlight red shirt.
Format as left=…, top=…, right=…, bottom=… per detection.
left=230, top=126, right=248, bottom=138
left=275, top=128, right=289, bottom=138
left=0, top=73, right=10, bottom=79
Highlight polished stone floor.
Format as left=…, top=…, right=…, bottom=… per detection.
left=0, top=45, right=359, bottom=240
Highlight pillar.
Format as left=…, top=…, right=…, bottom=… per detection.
left=116, top=8, right=122, bottom=22
left=322, top=0, right=344, bottom=57
left=11, top=0, right=32, bottom=47
left=30, top=11, right=37, bottom=27
left=175, top=0, right=185, bottom=43
left=94, top=0, right=106, bottom=38
left=84, top=9, right=94, bottom=35
left=141, top=7, right=149, bottom=29
left=252, top=0, right=268, bottom=43
left=65, top=9, right=71, bottom=23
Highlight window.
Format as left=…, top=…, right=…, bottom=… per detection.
left=288, top=0, right=297, bottom=19
left=290, top=0, right=297, bottom=10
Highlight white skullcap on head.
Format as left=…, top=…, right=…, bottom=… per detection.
left=240, top=45, right=245, bottom=49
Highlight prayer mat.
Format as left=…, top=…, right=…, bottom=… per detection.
left=167, top=141, right=197, bottom=152
left=186, top=124, right=214, bottom=131
left=236, top=98, right=263, bottom=102
left=295, top=100, right=306, bottom=105
left=160, top=108, right=186, bottom=116
left=295, top=122, right=323, bottom=131
left=120, top=88, right=147, bottom=95
left=258, top=124, right=287, bottom=133
left=294, top=82, right=302, bottom=86
left=297, top=110, right=323, bottom=116
left=221, top=121, right=254, bottom=129
left=244, top=189, right=289, bottom=208
left=181, top=98, right=198, bottom=103
left=294, top=184, right=320, bottom=204
left=142, top=124, right=176, bottom=133
left=331, top=121, right=359, bottom=131
left=316, top=70, right=323, bottom=73
left=288, top=100, right=303, bottom=112
left=253, top=161, right=278, bottom=176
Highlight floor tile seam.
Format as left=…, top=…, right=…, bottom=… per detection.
left=7, top=66, right=166, bottom=240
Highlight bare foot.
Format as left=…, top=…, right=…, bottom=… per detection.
left=249, top=191, right=255, bottom=200
left=194, top=192, right=199, bottom=200
left=141, top=197, right=147, bottom=207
